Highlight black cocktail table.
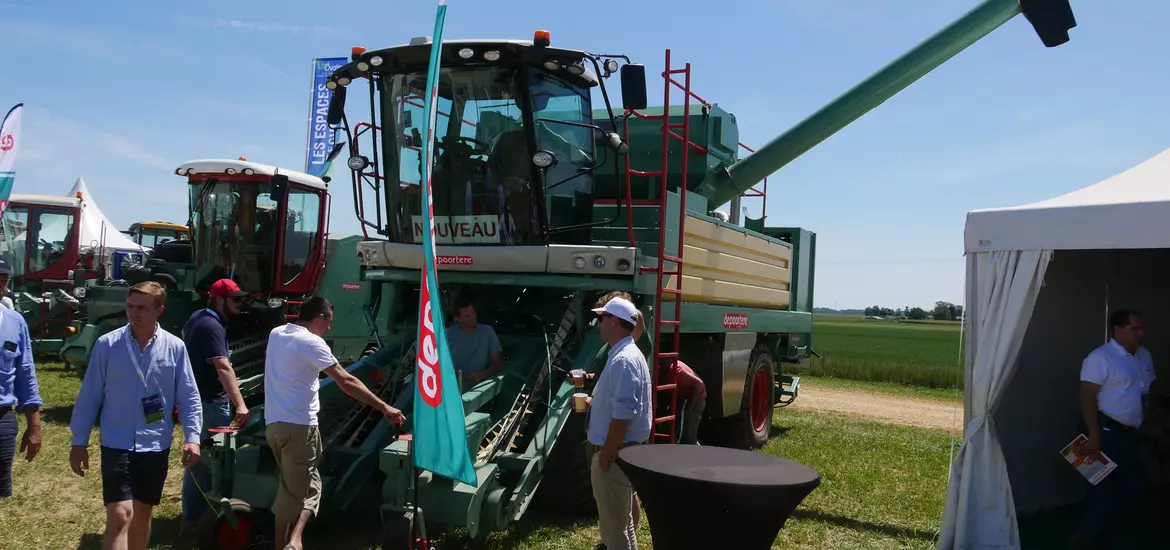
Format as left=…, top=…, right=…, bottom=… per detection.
left=616, top=444, right=820, bottom=550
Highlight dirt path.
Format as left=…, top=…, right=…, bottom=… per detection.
left=791, top=385, right=964, bottom=432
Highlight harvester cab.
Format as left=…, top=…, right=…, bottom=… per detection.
left=3, top=193, right=88, bottom=352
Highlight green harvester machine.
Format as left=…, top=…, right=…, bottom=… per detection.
left=190, top=0, right=1077, bottom=548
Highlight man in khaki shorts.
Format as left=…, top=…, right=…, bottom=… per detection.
left=263, top=296, right=406, bottom=550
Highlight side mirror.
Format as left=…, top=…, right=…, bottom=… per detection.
left=326, top=141, right=346, bottom=162
left=271, top=174, right=289, bottom=200
left=326, top=86, right=347, bottom=126
left=620, top=64, right=648, bottom=111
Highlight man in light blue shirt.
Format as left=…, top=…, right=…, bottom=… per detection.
left=446, top=295, right=502, bottom=390
left=69, top=281, right=203, bottom=550
left=0, top=303, right=43, bottom=499
left=586, top=296, right=652, bottom=550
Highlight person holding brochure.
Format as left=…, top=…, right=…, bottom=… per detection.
left=1072, top=309, right=1155, bottom=548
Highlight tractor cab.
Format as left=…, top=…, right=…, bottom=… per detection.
left=4, top=194, right=83, bottom=283
left=126, top=221, right=189, bottom=248
left=178, top=159, right=330, bottom=298
left=2, top=193, right=86, bottom=350
left=326, top=33, right=649, bottom=275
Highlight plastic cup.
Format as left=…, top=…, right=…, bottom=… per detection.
left=573, top=393, right=588, bottom=413
left=571, top=369, right=585, bottom=388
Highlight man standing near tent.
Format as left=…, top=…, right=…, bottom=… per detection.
left=1074, top=309, right=1156, bottom=547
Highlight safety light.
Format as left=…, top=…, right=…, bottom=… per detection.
left=370, top=55, right=384, bottom=67
left=351, top=46, right=366, bottom=60
left=604, top=59, right=619, bottom=76
left=347, top=155, right=370, bottom=171
left=532, top=150, right=557, bottom=169
left=238, top=156, right=247, bottom=161
left=534, top=30, right=551, bottom=48
left=458, top=48, right=474, bottom=59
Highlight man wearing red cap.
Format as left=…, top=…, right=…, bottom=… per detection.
left=179, top=278, right=252, bottom=530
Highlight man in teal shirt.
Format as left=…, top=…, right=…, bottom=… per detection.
left=446, top=295, right=502, bottom=390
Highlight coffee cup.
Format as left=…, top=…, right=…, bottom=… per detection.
left=571, top=369, right=585, bottom=388
left=573, top=393, right=588, bottom=413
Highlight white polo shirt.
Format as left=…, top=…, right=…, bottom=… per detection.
left=1080, top=339, right=1156, bottom=428
left=263, top=323, right=338, bottom=426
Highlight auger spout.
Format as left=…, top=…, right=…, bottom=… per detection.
left=696, top=0, right=1075, bottom=208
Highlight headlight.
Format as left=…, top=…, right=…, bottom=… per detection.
left=370, top=56, right=384, bottom=66
left=458, top=48, right=474, bottom=59
left=532, top=150, right=557, bottom=169
left=483, top=50, right=500, bottom=61
left=347, top=155, right=370, bottom=171
left=73, top=286, right=87, bottom=299
left=573, top=256, right=586, bottom=269
left=268, top=298, right=285, bottom=309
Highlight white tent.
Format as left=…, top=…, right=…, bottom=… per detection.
left=939, top=147, right=1170, bottom=549
left=66, top=177, right=146, bottom=255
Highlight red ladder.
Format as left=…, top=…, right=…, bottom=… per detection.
left=625, top=50, right=706, bottom=444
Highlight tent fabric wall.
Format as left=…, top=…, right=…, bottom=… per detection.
left=994, top=249, right=1170, bottom=516
left=939, top=249, right=1052, bottom=550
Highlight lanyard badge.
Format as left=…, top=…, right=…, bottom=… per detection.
left=126, top=331, right=165, bottom=425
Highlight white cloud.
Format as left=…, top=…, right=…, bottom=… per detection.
left=21, top=106, right=174, bottom=172
left=182, top=17, right=336, bottom=35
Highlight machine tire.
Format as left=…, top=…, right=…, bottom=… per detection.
left=725, top=348, right=776, bottom=450
left=381, top=512, right=423, bottom=550
left=196, top=499, right=273, bottom=550
left=533, top=409, right=596, bottom=517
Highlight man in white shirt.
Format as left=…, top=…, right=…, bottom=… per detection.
left=263, top=296, right=406, bottom=550
left=1074, top=309, right=1154, bottom=548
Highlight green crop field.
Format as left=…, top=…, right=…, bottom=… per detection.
left=797, top=315, right=965, bottom=390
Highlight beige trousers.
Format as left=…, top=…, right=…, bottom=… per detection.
left=590, top=451, right=638, bottom=550
left=265, top=422, right=323, bottom=523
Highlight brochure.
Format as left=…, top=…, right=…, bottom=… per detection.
left=1060, top=433, right=1117, bottom=486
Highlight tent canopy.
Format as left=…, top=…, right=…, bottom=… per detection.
left=67, top=177, right=145, bottom=254
left=943, top=146, right=1170, bottom=549
left=964, top=147, right=1170, bottom=253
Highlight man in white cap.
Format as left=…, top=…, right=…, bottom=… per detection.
left=587, top=296, right=652, bottom=550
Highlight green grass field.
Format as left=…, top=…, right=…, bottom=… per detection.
left=800, top=314, right=965, bottom=390
left=0, top=362, right=957, bottom=549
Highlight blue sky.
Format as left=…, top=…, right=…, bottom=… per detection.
left=1, top=0, right=1168, bottom=309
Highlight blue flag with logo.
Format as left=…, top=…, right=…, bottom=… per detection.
left=412, top=0, right=477, bottom=487
left=305, top=57, right=347, bottom=178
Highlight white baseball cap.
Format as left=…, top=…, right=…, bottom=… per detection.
left=592, top=297, right=638, bottom=325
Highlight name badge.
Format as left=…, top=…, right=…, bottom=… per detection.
left=3, top=341, right=15, bottom=352
left=142, top=394, right=165, bottom=425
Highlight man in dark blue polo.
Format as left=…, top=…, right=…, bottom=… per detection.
left=179, top=278, right=251, bottom=528
left=0, top=295, right=41, bottom=498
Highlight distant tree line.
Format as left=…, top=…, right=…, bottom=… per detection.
left=861, top=301, right=963, bottom=321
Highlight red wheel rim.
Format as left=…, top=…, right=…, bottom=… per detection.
left=751, top=365, right=771, bottom=433
left=216, top=514, right=253, bottom=550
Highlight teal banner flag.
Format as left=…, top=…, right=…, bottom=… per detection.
left=411, top=0, right=477, bottom=487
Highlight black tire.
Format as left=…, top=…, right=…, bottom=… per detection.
left=724, top=349, right=776, bottom=450
left=381, top=512, right=420, bottom=550
left=532, top=409, right=596, bottom=517
left=197, top=499, right=274, bottom=550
